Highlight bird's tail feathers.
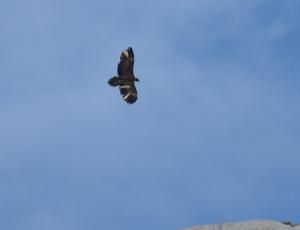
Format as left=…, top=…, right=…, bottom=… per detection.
left=108, top=76, right=120, bottom=86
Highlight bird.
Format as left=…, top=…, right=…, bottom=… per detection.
left=108, top=47, right=139, bottom=104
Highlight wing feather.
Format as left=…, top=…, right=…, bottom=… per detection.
left=117, top=47, right=134, bottom=77
left=119, top=82, right=138, bottom=104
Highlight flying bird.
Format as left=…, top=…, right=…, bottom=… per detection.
left=108, top=47, right=139, bottom=104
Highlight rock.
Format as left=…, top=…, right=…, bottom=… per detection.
left=182, top=220, right=300, bottom=230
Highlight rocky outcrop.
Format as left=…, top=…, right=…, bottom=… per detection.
left=182, top=220, right=300, bottom=230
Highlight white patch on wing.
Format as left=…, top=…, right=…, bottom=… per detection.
left=122, top=50, right=129, bottom=58
left=119, top=85, right=130, bottom=89
left=123, top=92, right=131, bottom=100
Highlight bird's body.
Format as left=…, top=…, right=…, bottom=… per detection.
left=108, top=47, right=139, bottom=104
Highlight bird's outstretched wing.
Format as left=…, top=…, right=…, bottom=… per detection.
left=117, top=47, right=134, bottom=77
left=119, top=82, right=138, bottom=104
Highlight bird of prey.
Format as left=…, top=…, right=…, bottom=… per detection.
left=108, top=47, right=139, bottom=104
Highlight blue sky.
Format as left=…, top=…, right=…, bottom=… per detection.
left=1, top=1, right=300, bottom=230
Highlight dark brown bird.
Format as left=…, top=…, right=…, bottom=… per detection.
left=108, top=47, right=139, bottom=104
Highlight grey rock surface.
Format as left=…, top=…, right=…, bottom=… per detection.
left=182, top=220, right=300, bottom=230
